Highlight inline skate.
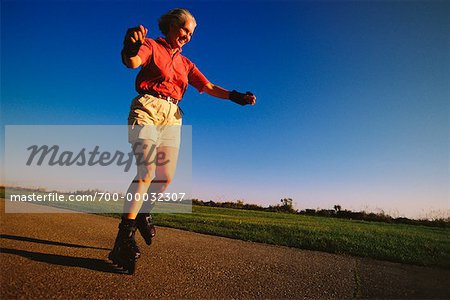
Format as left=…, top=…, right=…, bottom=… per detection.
left=108, top=219, right=141, bottom=274
left=136, top=212, right=156, bottom=245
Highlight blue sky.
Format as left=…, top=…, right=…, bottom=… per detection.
left=1, top=0, right=449, bottom=218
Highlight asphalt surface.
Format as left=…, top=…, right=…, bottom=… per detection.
left=1, top=199, right=449, bottom=299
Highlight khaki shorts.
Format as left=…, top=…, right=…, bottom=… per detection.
left=128, top=94, right=182, bottom=148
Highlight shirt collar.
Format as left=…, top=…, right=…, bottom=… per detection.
left=156, top=37, right=182, bottom=54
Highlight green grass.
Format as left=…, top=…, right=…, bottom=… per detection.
left=148, top=206, right=449, bottom=269
left=2, top=187, right=448, bottom=268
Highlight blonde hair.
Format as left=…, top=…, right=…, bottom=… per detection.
left=158, top=8, right=196, bottom=36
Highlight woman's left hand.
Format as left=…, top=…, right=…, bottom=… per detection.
left=229, top=90, right=257, bottom=106
left=244, top=92, right=256, bottom=105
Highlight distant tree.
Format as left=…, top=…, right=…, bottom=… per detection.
left=281, top=198, right=292, bottom=207
left=334, top=205, right=342, bottom=212
left=236, top=200, right=244, bottom=209
left=280, top=198, right=295, bottom=213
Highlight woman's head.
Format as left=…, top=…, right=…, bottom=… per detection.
left=159, top=8, right=196, bottom=49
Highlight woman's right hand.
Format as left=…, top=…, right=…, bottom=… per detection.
left=125, top=25, right=148, bottom=45
left=123, top=25, right=148, bottom=58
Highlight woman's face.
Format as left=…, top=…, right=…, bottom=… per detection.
left=166, top=18, right=196, bottom=49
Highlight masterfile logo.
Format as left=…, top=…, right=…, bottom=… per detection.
left=4, top=125, right=192, bottom=213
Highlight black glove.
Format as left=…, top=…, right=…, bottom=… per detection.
left=122, top=28, right=142, bottom=58
left=229, top=90, right=254, bottom=106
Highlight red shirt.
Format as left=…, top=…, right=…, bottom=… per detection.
left=136, top=37, right=210, bottom=101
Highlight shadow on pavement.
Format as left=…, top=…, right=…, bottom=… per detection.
left=1, top=247, right=126, bottom=274
left=0, top=234, right=110, bottom=251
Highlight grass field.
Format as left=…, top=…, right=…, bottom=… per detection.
left=147, top=206, right=449, bottom=269
left=2, top=187, right=448, bottom=269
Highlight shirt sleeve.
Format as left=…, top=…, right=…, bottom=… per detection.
left=137, top=38, right=153, bottom=66
left=188, top=63, right=210, bottom=93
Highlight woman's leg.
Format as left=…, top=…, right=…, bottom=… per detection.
left=150, top=145, right=180, bottom=194
left=135, top=146, right=179, bottom=245
left=136, top=145, right=180, bottom=212
left=109, top=140, right=157, bottom=274
left=122, top=139, right=158, bottom=220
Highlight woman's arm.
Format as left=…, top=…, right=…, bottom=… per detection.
left=202, top=83, right=256, bottom=105
left=122, top=53, right=142, bottom=69
left=202, top=83, right=229, bottom=99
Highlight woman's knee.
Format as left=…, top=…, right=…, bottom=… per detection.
left=135, top=165, right=156, bottom=183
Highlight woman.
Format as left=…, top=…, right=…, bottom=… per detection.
left=109, top=8, right=256, bottom=274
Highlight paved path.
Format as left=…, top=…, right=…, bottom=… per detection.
left=1, top=200, right=449, bottom=299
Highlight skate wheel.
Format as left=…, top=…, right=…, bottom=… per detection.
left=108, top=253, right=119, bottom=265
left=126, top=261, right=136, bottom=275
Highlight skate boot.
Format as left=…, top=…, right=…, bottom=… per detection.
left=108, top=219, right=141, bottom=274
left=136, top=213, right=156, bottom=245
